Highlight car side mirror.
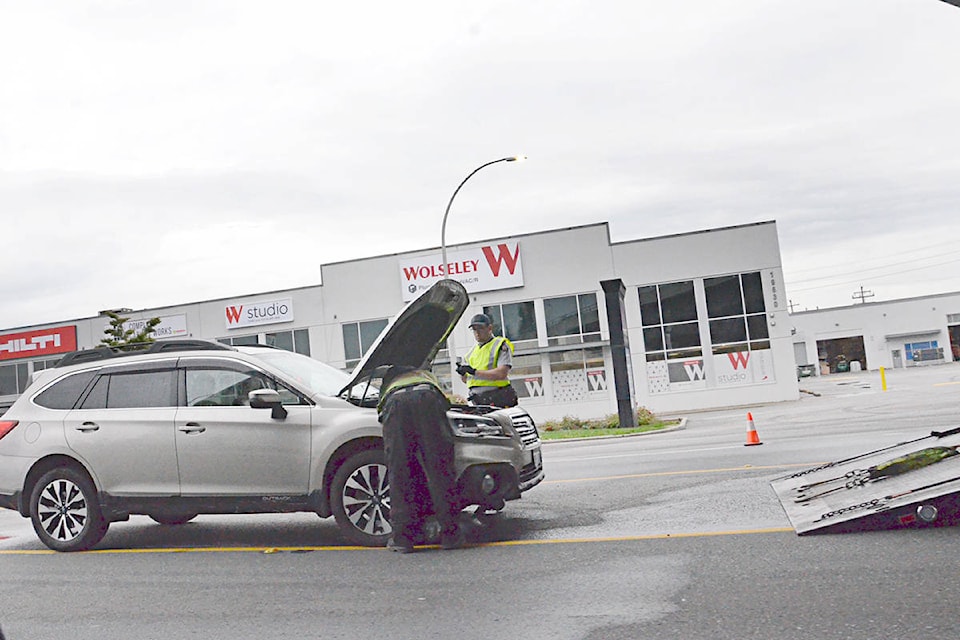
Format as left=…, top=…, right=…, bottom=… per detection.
left=248, top=389, right=288, bottom=420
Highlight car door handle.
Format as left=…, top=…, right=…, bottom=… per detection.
left=75, top=422, right=100, bottom=432
left=178, top=423, right=206, bottom=434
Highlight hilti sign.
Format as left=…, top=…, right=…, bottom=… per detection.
left=224, top=298, right=294, bottom=330
left=0, top=326, right=77, bottom=361
left=399, top=242, right=524, bottom=301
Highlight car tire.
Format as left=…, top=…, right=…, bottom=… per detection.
left=29, top=466, right=109, bottom=552
left=148, top=513, right=199, bottom=526
left=330, top=448, right=392, bottom=546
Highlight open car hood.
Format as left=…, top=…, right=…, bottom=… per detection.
left=338, top=279, right=468, bottom=397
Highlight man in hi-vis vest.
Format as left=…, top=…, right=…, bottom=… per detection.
left=456, top=313, right=519, bottom=408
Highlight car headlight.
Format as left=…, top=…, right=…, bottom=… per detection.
left=448, top=414, right=506, bottom=437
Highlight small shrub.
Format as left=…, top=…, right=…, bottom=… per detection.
left=588, top=414, right=620, bottom=430
left=635, top=406, right=656, bottom=426
left=539, top=405, right=660, bottom=432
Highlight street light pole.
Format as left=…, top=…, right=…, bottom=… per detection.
left=439, top=155, right=526, bottom=387
left=441, top=155, right=526, bottom=273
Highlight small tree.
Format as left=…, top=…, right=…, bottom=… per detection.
left=100, top=311, right=162, bottom=348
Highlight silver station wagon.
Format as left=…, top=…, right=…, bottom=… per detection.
left=0, top=280, right=544, bottom=551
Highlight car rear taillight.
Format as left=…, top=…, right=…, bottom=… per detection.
left=0, top=420, right=18, bottom=440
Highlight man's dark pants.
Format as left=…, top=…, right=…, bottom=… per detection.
left=380, top=384, right=460, bottom=546
left=468, top=384, right=519, bottom=408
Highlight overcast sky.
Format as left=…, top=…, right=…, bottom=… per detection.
left=2, top=0, right=959, bottom=330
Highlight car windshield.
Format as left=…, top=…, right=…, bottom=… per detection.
left=237, top=347, right=350, bottom=397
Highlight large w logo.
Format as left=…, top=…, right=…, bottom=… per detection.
left=225, top=305, right=243, bottom=324
left=481, top=243, right=521, bottom=277
left=727, top=352, right=750, bottom=369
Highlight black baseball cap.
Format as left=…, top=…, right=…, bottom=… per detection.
left=468, top=313, right=492, bottom=327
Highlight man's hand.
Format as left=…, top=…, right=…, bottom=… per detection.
left=456, top=363, right=477, bottom=377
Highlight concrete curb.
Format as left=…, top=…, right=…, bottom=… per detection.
left=540, top=417, right=687, bottom=445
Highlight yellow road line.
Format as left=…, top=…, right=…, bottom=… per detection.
left=1, top=465, right=812, bottom=555
left=0, top=527, right=795, bottom=555
left=542, top=462, right=823, bottom=484
left=934, top=381, right=960, bottom=387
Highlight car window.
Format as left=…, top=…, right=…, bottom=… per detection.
left=80, top=375, right=109, bottom=409
left=236, top=347, right=349, bottom=397
left=33, top=371, right=97, bottom=410
left=79, top=371, right=177, bottom=409
left=186, top=369, right=270, bottom=406
left=343, top=375, right=382, bottom=408
left=185, top=368, right=304, bottom=406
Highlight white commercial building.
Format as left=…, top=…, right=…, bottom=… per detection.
left=1, top=221, right=801, bottom=421
left=790, top=292, right=960, bottom=375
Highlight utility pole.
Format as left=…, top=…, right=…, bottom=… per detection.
left=852, top=286, right=875, bottom=304
left=788, top=299, right=798, bottom=313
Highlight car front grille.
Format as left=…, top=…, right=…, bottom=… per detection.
left=520, top=460, right=542, bottom=481
left=511, top=413, right=541, bottom=448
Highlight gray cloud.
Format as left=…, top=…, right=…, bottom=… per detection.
left=2, top=0, right=959, bottom=327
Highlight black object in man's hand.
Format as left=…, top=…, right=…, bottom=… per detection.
left=456, top=363, right=477, bottom=376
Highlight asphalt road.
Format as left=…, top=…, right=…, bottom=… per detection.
left=2, top=363, right=959, bottom=640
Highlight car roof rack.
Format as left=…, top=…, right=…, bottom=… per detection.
left=54, top=339, right=233, bottom=368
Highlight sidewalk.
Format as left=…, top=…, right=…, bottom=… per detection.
left=798, top=361, right=960, bottom=396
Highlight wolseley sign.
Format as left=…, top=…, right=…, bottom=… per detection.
left=0, top=326, right=77, bottom=362
left=399, top=242, right=524, bottom=301
left=224, top=298, right=294, bottom=330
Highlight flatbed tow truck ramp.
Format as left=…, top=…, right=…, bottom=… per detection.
left=772, top=426, right=960, bottom=534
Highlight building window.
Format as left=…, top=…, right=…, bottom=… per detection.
left=342, top=319, right=388, bottom=369
left=543, top=293, right=601, bottom=346
left=218, top=334, right=260, bottom=347
left=508, top=353, right=545, bottom=402
left=483, top=301, right=538, bottom=349
left=265, top=329, right=311, bottom=356
left=0, top=364, right=18, bottom=396
left=548, top=347, right=606, bottom=403
left=0, top=362, right=31, bottom=396
left=639, top=281, right=701, bottom=362
left=704, top=272, right=769, bottom=354
left=217, top=330, right=310, bottom=355
left=32, top=358, right=64, bottom=373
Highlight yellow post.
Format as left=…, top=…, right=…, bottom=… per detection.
left=880, top=366, right=887, bottom=391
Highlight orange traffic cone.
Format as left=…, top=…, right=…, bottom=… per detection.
left=744, top=412, right=763, bottom=446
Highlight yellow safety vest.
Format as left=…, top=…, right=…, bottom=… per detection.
left=377, top=370, right=443, bottom=411
left=465, top=336, right=513, bottom=389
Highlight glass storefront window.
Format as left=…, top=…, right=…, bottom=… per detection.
left=544, top=293, right=601, bottom=346
left=548, top=347, right=606, bottom=402
left=483, top=301, right=538, bottom=349
left=639, top=280, right=702, bottom=362
left=0, top=365, right=17, bottom=396
left=704, top=271, right=769, bottom=352
left=265, top=331, right=294, bottom=352
left=342, top=318, right=388, bottom=369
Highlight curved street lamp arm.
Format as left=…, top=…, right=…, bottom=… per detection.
left=441, top=157, right=520, bottom=271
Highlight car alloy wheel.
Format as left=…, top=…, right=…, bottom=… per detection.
left=330, top=449, right=392, bottom=546
left=29, top=467, right=108, bottom=552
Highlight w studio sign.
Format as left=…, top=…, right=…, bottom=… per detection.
left=399, top=242, right=524, bottom=301
left=224, top=298, right=294, bottom=330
